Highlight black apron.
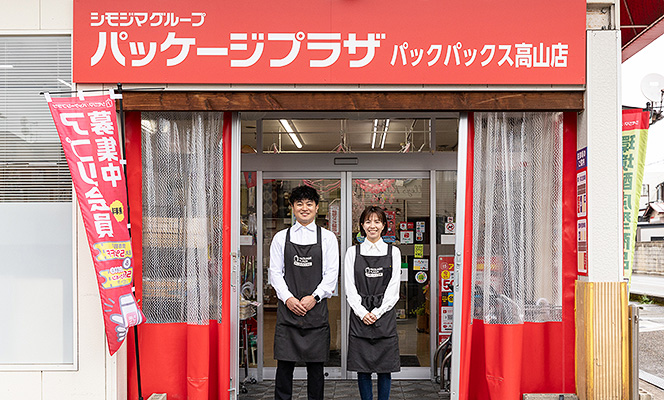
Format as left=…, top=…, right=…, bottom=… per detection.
left=347, top=244, right=400, bottom=373
left=274, top=226, right=330, bottom=362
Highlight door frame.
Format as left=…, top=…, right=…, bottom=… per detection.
left=450, top=113, right=469, bottom=398
left=238, top=112, right=469, bottom=385
left=254, top=171, right=438, bottom=381
left=247, top=170, right=452, bottom=381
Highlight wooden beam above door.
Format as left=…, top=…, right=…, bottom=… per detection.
left=120, top=91, right=584, bottom=112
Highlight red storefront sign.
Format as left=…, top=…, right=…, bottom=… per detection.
left=47, top=94, right=144, bottom=355
left=73, top=0, right=585, bottom=85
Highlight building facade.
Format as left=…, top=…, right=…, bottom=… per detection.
left=0, top=1, right=626, bottom=399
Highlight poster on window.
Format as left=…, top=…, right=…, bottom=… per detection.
left=383, top=210, right=397, bottom=243
left=438, top=256, right=454, bottom=343
left=400, top=231, right=414, bottom=244
left=46, top=93, right=144, bottom=355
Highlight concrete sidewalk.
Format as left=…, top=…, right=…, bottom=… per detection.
left=237, top=276, right=664, bottom=400
left=631, top=275, right=664, bottom=398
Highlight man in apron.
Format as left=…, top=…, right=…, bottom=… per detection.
left=269, top=185, right=339, bottom=400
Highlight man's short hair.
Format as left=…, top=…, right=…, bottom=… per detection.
left=289, top=185, right=320, bottom=205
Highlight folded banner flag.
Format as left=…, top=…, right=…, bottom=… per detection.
left=46, top=93, right=144, bottom=355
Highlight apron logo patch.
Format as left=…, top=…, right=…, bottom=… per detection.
left=365, top=267, right=384, bottom=278
left=293, top=255, right=313, bottom=267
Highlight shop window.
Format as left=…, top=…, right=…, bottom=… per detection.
left=436, top=171, right=457, bottom=234
left=240, top=117, right=258, bottom=154
left=0, top=35, right=74, bottom=368
left=435, top=118, right=459, bottom=152
left=248, top=116, right=458, bottom=153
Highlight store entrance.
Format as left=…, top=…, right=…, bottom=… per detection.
left=238, top=113, right=460, bottom=381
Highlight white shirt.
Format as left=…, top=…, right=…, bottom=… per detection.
left=344, top=238, right=401, bottom=320
left=269, top=221, right=340, bottom=303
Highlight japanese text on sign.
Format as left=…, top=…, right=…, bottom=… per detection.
left=47, top=94, right=144, bottom=356
left=622, top=110, right=650, bottom=279
left=52, top=103, right=123, bottom=238
left=74, top=0, right=586, bottom=84
left=89, top=20, right=570, bottom=70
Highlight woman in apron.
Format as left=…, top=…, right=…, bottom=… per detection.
left=344, top=205, right=401, bottom=400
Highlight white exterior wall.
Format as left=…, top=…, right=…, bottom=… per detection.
left=0, top=1, right=126, bottom=399
left=581, top=27, right=623, bottom=282
left=0, top=0, right=625, bottom=398
left=0, top=208, right=126, bottom=400
left=0, top=0, right=71, bottom=31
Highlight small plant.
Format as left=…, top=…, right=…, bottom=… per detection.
left=414, top=303, right=428, bottom=316
left=639, top=295, right=655, bottom=304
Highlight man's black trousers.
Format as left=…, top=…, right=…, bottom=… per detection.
left=274, top=360, right=324, bottom=400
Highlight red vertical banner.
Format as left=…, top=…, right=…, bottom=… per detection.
left=47, top=94, right=144, bottom=355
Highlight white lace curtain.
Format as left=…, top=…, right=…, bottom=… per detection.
left=141, top=112, right=224, bottom=324
left=472, top=112, right=563, bottom=324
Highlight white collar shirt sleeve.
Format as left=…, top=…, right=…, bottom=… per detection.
left=344, top=244, right=368, bottom=319
left=315, top=226, right=340, bottom=300
left=268, top=228, right=293, bottom=303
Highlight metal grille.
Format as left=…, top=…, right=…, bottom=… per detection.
left=141, top=112, right=224, bottom=324
left=471, top=112, right=563, bottom=324
left=0, top=35, right=72, bottom=202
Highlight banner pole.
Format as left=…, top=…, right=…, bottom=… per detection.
left=116, top=83, right=144, bottom=400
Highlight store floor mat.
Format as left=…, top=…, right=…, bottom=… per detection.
left=400, top=355, right=421, bottom=367
left=293, top=352, right=420, bottom=368
left=239, top=379, right=442, bottom=399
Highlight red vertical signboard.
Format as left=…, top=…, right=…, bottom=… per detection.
left=576, top=147, right=588, bottom=276
left=47, top=93, right=144, bottom=355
